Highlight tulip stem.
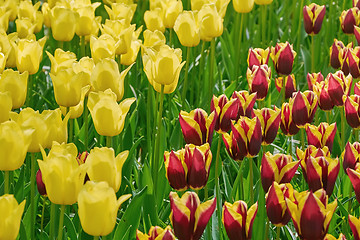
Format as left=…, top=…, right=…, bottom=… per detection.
left=26, top=74, right=33, bottom=107
left=50, top=202, right=56, bottom=239
left=208, top=38, right=216, bottom=110
left=261, top=5, right=267, bottom=47
left=106, top=136, right=112, bottom=148
left=301, top=127, right=305, bottom=150
left=66, top=107, right=73, bottom=143
left=231, top=161, right=243, bottom=201
left=215, top=134, right=223, bottom=240
left=311, top=35, right=315, bottom=72
left=296, top=0, right=304, bottom=53
left=84, top=97, right=89, bottom=150
left=181, top=46, right=191, bottom=105
left=57, top=204, right=65, bottom=240
left=249, top=157, right=254, bottom=204
left=199, top=41, right=205, bottom=105
left=235, top=13, right=244, bottom=83
left=30, top=152, right=36, bottom=240
left=4, top=171, right=9, bottom=194
left=40, top=196, right=46, bottom=232
left=276, top=226, right=281, bottom=240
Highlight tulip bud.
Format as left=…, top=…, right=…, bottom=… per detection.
left=36, top=169, right=47, bottom=196
left=222, top=200, right=258, bottom=240
left=75, top=3, right=101, bottom=36
left=340, top=7, right=360, bottom=34
left=137, top=226, right=176, bottom=240
left=78, top=181, right=131, bottom=236
left=344, top=95, right=360, bottom=129
left=174, top=11, right=200, bottom=47
left=330, top=39, right=349, bottom=70
left=246, top=64, right=271, bottom=100
left=50, top=6, right=78, bottom=41
left=144, top=8, right=165, bottom=33
left=313, top=80, right=335, bottom=111
left=162, top=0, right=183, bottom=29
left=347, top=167, right=360, bottom=203
left=327, top=71, right=352, bottom=106
left=0, top=92, right=12, bottom=123
left=254, top=107, right=281, bottom=145
left=231, top=90, right=257, bottom=118
left=270, top=42, right=296, bottom=75
left=275, top=74, right=296, bottom=99
left=349, top=214, right=360, bottom=240
left=305, top=122, right=337, bottom=152
left=0, top=194, right=26, bottom=240
left=198, top=3, right=223, bottom=41
left=247, top=47, right=270, bottom=69
left=210, top=94, right=239, bottom=133
left=169, top=191, right=216, bottom=240
left=303, top=3, right=326, bottom=35
left=342, top=141, right=360, bottom=173
left=233, top=0, right=254, bottom=13
left=307, top=72, right=324, bottom=91
left=290, top=90, right=318, bottom=127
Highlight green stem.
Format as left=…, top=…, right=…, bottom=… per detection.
left=153, top=85, right=165, bottom=195
left=215, top=134, right=223, bottom=240
left=355, top=129, right=359, bottom=142
left=276, top=226, right=281, bottom=240
left=146, top=86, right=153, bottom=165
left=208, top=38, right=216, bottom=110
left=289, top=136, right=293, bottom=157
left=69, top=118, right=73, bottom=143
left=198, top=41, right=205, bottom=105
left=84, top=97, right=89, bottom=150
left=4, top=171, right=9, bottom=194
left=341, top=107, right=346, bottom=149
left=106, top=136, right=112, bottom=148
left=181, top=46, right=191, bottom=105
left=57, top=205, right=66, bottom=240
left=261, top=5, right=267, bottom=47
left=326, top=110, right=330, bottom=124
left=30, top=152, right=36, bottom=240
left=102, top=235, right=107, bottom=240
left=40, top=197, right=46, bottom=232
left=348, top=183, right=352, bottom=214
left=231, top=161, right=243, bottom=201
left=169, top=28, right=173, bottom=47
left=50, top=202, right=56, bottom=239
left=249, top=157, right=254, bottom=204
left=116, top=55, right=122, bottom=71
left=265, top=218, right=269, bottom=240
left=235, top=13, right=244, bottom=83
left=311, top=35, right=315, bottom=72
left=296, top=0, right=305, bottom=53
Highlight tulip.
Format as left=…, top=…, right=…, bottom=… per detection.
left=330, top=39, right=349, bottom=70
left=198, top=3, right=223, bottom=41
left=222, top=116, right=262, bottom=161
left=355, top=26, right=360, bottom=46
left=307, top=72, right=324, bottom=91
left=14, top=36, right=46, bottom=74
left=169, top=191, right=216, bottom=240
left=3, top=0, right=18, bottom=22
left=213, top=0, right=231, bottom=18
left=0, top=92, right=11, bottom=123
left=162, top=0, right=183, bottom=29
left=339, top=45, right=354, bottom=76
left=275, top=74, right=296, bottom=99
left=85, top=147, right=128, bottom=192
left=42, top=2, right=51, bottom=27
left=210, top=94, right=239, bottom=133
left=324, top=234, right=347, bottom=240
left=247, top=47, right=270, bottom=69
left=303, top=3, right=326, bottom=35
left=121, top=33, right=142, bottom=65
left=296, top=145, right=330, bottom=162
left=342, top=141, right=360, bottom=173
left=0, top=31, right=17, bottom=68
left=18, top=1, right=40, bottom=20
left=231, top=90, right=257, bottom=118
left=90, top=34, right=116, bottom=63
left=16, top=18, right=36, bottom=39
left=164, top=148, right=187, bottom=191
left=246, top=64, right=271, bottom=100
left=290, top=90, right=318, bottom=127
left=144, top=8, right=165, bottom=33
left=340, top=7, right=360, bottom=34
left=349, top=214, right=360, bottom=240
left=254, top=0, right=273, bottom=5
left=174, top=11, right=200, bottom=47
left=254, top=107, right=281, bottom=145
left=266, top=182, right=293, bottom=226
left=179, top=108, right=217, bottom=146
left=0, top=194, right=26, bottom=240
left=75, top=3, right=101, bottom=36
left=50, top=6, right=78, bottom=41
left=38, top=142, right=87, bottom=205
left=36, top=169, right=47, bottom=196
left=347, top=167, right=360, bottom=203
left=191, top=0, right=211, bottom=11
left=285, top=189, right=337, bottom=240
left=46, top=48, right=77, bottom=75
left=347, top=47, right=360, bottom=78
left=78, top=181, right=131, bottom=237
left=327, top=71, right=352, bottom=106
left=60, top=86, right=88, bottom=119
left=343, top=95, right=360, bottom=129
left=233, top=0, right=254, bottom=13
left=87, top=89, right=135, bottom=137
left=280, top=102, right=300, bottom=136
left=305, top=122, right=337, bottom=152
left=270, top=42, right=296, bottom=75
left=312, top=80, right=335, bottom=111
left=84, top=16, right=102, bottom=43
left=105, top=2, right=137, bottom=24
left=222, top=200, right=258, bottom=240
left=260, top=152, right=299, bottom=192
left=137, top=226, right=176, bottom=240
left=72, top=56, right=95, bottom=87
left=142, top=29, right=166, bottom=52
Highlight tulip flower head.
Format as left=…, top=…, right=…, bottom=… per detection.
left=90, top=34, right=116, bottom=63
left=307, top=72, right=324, bottom=91
left=290, top=90, right=318, bottom=127
left=137, top=226, right=176, bottom=240
left=324, top=233, right=347, bottom=240
left=303, top=3, right=326, bottom=35
left=231, top=90, right=257, bottom=118
left=169, top=191, right=216, bottom=240
left=210, top=94, right=239, bottom=133
left=280, top=102, right=300, bottom=136
left=222, top=200, right=258, bottom=240
left=36, top=169, right=47, bottom=196
left=246, top=64, right=271, bottom=100
left=343, top=95, right=360, bottom=129
left=342, top=141, right=360, bottom=173
left=254, top=0, right=273, bottom=5
left=275, top=74, right=296, bottom=99
left=144, top=8, right=165, bottom=33
left=327, top=71, right=352, bottom=106
left=330, top=39, right=350, bottom=70
left=312, top=79, right=335, bottom=111
left=247, top=47, right=270, bottom=69
left=174, top=11, right=200, bottom=47
left=50, top=6, right=78, bottom=42
left=305, top=122, right=337, bottom=152
left=270, top=42, right=296, bottom=76
left=105, top=2, right=137, bottom=23
left=198, top=3, right=224, bottom=41
left=46, top=48, right=77, bottom=75
left=349, top=214, right=360, bottom=240
left=75, top=3, right=101, bottom=36
left=347, top=166, right=360, bottom=203
left=233, top=0, right=254, bottom=13
left=355, top=26, right=360, bottom=46
left=0, top=91, right=11, bottom=123
left=161, top=0, right=183, bottom=29
left=254, top=107, right=281, bottom=145
left=340, top=7, right=360, bottom=34
left=120, top=28, right=142, bottom=66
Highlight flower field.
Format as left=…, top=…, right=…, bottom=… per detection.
left=2, top=0, right=360, bottom=239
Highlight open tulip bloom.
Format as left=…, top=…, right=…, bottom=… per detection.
left=231, top=90, right=257, bottom=118
left=254, top=107, right=281, bottom=145
left=211, top=94, right=240, bottom=133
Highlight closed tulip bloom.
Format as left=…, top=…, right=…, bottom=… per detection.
left=137, top=226, right=176, bottom=240
left=0, top=31, right=17, bottom=68
left=355, top=26, right=360, bottom=46
left=340, top=7, right=360, bottom=34
left=78, top=181, right=131, bottom=237
left=85, top=147, right=128, bottom=192
left=247, top=48, right=270, bottom=69
left=164, top=148, right=187, bottom=191
left=38, top=142, right=87, bottom=205
left=179, top=108, right=217, bottom=146
left=174, top=11, right=200, bottom=47
left=46, top=48, right=77, bottom=75
left=0, top=8, right=10, bottom=32
left=222, top=200, right=258, bottom=240
left=291, top=90, right=318, bottom=127
left=349, top=214, right=360, bottom=240
left=73, top=56, right=94, bottom=88
left=0, top=194, right=25, bottom=240
left=101, top=20, right=135, bottom=55
left=303, top=3, right=326, bottom=35
left=0, top=121, right=33, bottom=171
left=275, top=74, right=296, bottom=99
left=142, top=29, right=166, bottom=52
left=191, top=0, right=211, bottom=11
left=233, top=0, right=254, bottom=13
left=339, top=45, right=353, bottom=76
left=307, top=72, right=324, bottom=91
left=75, top=3, right=101, bottom=36
left=330, top=39, right=349, bottom=70
left=342, top=141, right=360, bottom=173
left=121, top=34, right=142, bottom=66
left=327, top=71, right=352, bottom=106
left=198, top=3, right=223, bottom=41
left=169, top=191, right=216, bottom=240
left=211, top=94, right=239, bottom=133
left=247, top=64, right=271, bottom=100
left=313, top=80, right=335, bottom=111
left=260, top=152, right=299, bottom=192
left=254, top=0, right=273, bottom=5
left=36, top=170, right=47, bottom=196
left=347, top=167, right=360, bottom=203
left=231, top=90, right=257, bottom=118
left=90, top=34, right=116, bottom=63
left=254, top=107, right=281, bottom=145
left=105, top=2, right=137, bottom=24
left=343, top=95, right=360, bottom=129
left=270, top=42, right=296, bottom=75
left=60, top=86, right=89, bottom=119
left=0, top=92, right=11, bottom=123
left=305, top=122, right=337, bottom=152
left=42, top=109, right=70, bottom=149
left=50, top=6, right=77, bottom=41
left=280, top=102, right=300, bottom=136
left=162, top=0, right=183, bottom=29
left=88, top=89, right=135, bottom=136
left=3, top=0, right=18, bottom=22
left=144, top=8, right=165, bottom=33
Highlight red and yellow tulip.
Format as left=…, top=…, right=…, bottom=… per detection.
left=327, top=71, right=352, bottom=106
left=347, top=166, right=360, bottom=203
left=254, top=107, right=281, bottom=145
left=344, top=95, right=360, bottom=129
left=246, top=64, right=271, bottom=101
left=270, top=42, right=296, bottom=76
left=342, top=141, right=360, bottom=173
left=349, top=214, right=360, bottom=240
left=136, top=226, right=176, bottom=240
left=247, top=47, right=270, bottom=69
left=231, top=90, right=257, bottom=118
left=211, top=94, right=239, bottom=133
left=290, top=91, right=318, bottom=127
left=275, top=74, right=296, bottom=99
left=305, top=122, right=337, bottom=152
left=340, top=7, right=360, bottom=34
left=280, top=102, right=300, bottom=136
left=303, top=3, right=326, bottom=35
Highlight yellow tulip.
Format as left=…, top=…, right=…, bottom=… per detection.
left=0, top=194, right=26, bottom=240
left=38, top=142, right=87, bottom=205
left=50, top=6, right=78, bottom=42
left=14, top=35, right=47, bottom=74
left=85, top=147, right=128, bottom=192
left=142, top=29, right=166, bottom=52
left=75, top=3, right=101, bottom=36
left=121, top=37, right=142, bottom=66
left=78, top=181, right=131, bottom=237
left=15, top=18, right=36, bottom=39
left=60, top=86, right=89, bottom=119
left=162, top=0, right=183, bottom=29
left=254, top=0, right=273, bottom=5
left=233, top=0, right=254, bottom=13
left=90, top=34, right=116, bottom=63
left=198, top=3, right=223, bottom=41
left=46, top=48, right=77, bottom=75
left=85, top=16, right=102, bottom=43
left=144, top=8, right=165, bottom=33
left=18, top=1, right=41, bottom=20
left=105, top=2, right=137, bottom=24
left=213, top=0, right=231, bottom=18
left=0, top=69, right=29, bottom=109
left=150, top=0, right=162, bottom=10
left=0, top=92, right=11, bottom=123
left=42, top=109, right=69, bottom=149
left=191, top=0, right=211, bottom=11
left=0, top=52, right=6, bottom=73
left=1, top=32, right=18, bottom=68
left=174, top=11, right=200, bottom=47
left=90, top=58, right=132, bottom=101
left=41, top=2, right=51, bottom=28
left=0, top=121, right=33, bottom=171
left=72, top=56, right=94, bottom=91
left=2, top=0, right=19, bottom=21
left=0, top=7, right=10, bottom=32
left=88, top=89, right=135, bottom=136
left=34, top=11, right=44, bottom=33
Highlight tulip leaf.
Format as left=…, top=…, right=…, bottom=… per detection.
left=63, top=212, right=77, bottom=240
left=19, top=219, right=28, bottom=240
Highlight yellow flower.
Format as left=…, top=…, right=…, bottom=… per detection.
left=0, top=69, right=28, bottom=109
left=254, top=0, right=273, bottom=5
left=85, top=147, right=128, bottom=192
left=105, top=2, right=137, bottom=24
left=121, top=37, right=141, bottom=66
left=42, top=109, right=70, bottom=149
left=198, top=3, right=223, bottom=41
left=75, top=3, right=101, bottom=36
left=42, top=2, right=51, bottom=28
left=78, top=181, right=131, bottom=237
left=174, top=11, right=200, bottom=47
left=3, top=0, right=18, bottom=22
left=0, top=7, right=10, bottom=32
left=85, top=16, right=102, bottom=43
left=144, top=8, right=165, bottom=33
left=162, top=0, right=183, bottom=29
left=18, top=0, right=41, bottom=20
left=38, top=142, right=87, bottom=205
left=50, top=6, right=78, bottom=42
left=233, top=0, right=254, bottom=13
left=14, top=35, right=47, bottom=74
left=0, top=194, right=26, bottom=240
left=90, top=34, right=116, bottom=63
left=46, top=48, right=77, bottom=75
left=15, top=18, right=36, bottom=38
left=87, top=89, right=135, bottom=137
left=142, top=29, right=166, bottom=52
left=0, top=121, right=33, bottom=171
left=0, top=32, right=18, bottom=68
left=0, top=52, right=6, bottom=73
left=60, top=86, right=89, bottom=119
left=0, top=92, right=12, bottom=123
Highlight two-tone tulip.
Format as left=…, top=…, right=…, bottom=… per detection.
left=280, top=102, right=300, bottom=136
left=303, top=3, right=326, bottom=35
left=355, top=82, right=360, bottom=95
left=137, top=226, right=176, bottom=240
left=222, top=116, right=262, bottom=161
left=327, top=71, right=352, bottom=106
left=246, top=64, right=271, bottom=100
left=270, top=42, right=296, bottom=76
left=342, top=141, right=360, bottom=173
left=169, top=191, right=216, bottom=240
left=231, top=91, right=257, bottom=118
left=247, top=48, right=270, bottom=69
left=275, top=74, right=296, bottom=99
left=222, top=200, right=258, bottom=240
left=210, top=94, right=239, bottom=133
left=340, top=7, right=360, bottom=34
left=330, top=39, right=349, bottom=70
left=346, top=47, right=360, bottom=78
left=355, top=26, right=360, bottom=46
left=179, top=108, right=217, bottom=146
left=312, top=80, right=335, bottom=111
left=290, top=90, right=318, bottom=127
left=307, top=72, right=324, bottom=91
left=285, top=189, right=337, bottom=240
left=349, top=214, right=360, bottom=240
left=347, top=167, right=360, bottom=203
left=296, top=145, right=330, bottom=162
left=305, top=122, right=337, bottom=152
left=344, top=95, right=360, bottom=128
left=254, top=107, right=281, bottom=145
left=164, top=143, right=212, bottom=190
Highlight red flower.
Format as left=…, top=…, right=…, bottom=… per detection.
left=327, top=71, right=352, bottom=106
left=329, top=39, right=347, bottom=70
left=290, top=91, right=318, bottom=127
left=246, top=64, right=271, bottom=100
left=280, top=102, right=300, bottom=136
left=231, top=90, right=257, bottom=118
left=211, top=94, right=239, bottom=133
left=247, top=47, right=270, bottom=69
left=305, top=122, right=337, bottom=152
left=275, top=74, right=296, bottom=99
left=344, top=95, right=360, bottom=129
left=266, top=182, right=293, bottom=226
left=303, top=3, right=326, bottom=35
left=270, top=42, right=296, bottom=75
left=307, top=72, right=324, bottom=91
left=254, top=107, right=281, bottom=145
left=342, top=141, right=360, bottom=173
left=340, top=7, right=360, bottom=34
